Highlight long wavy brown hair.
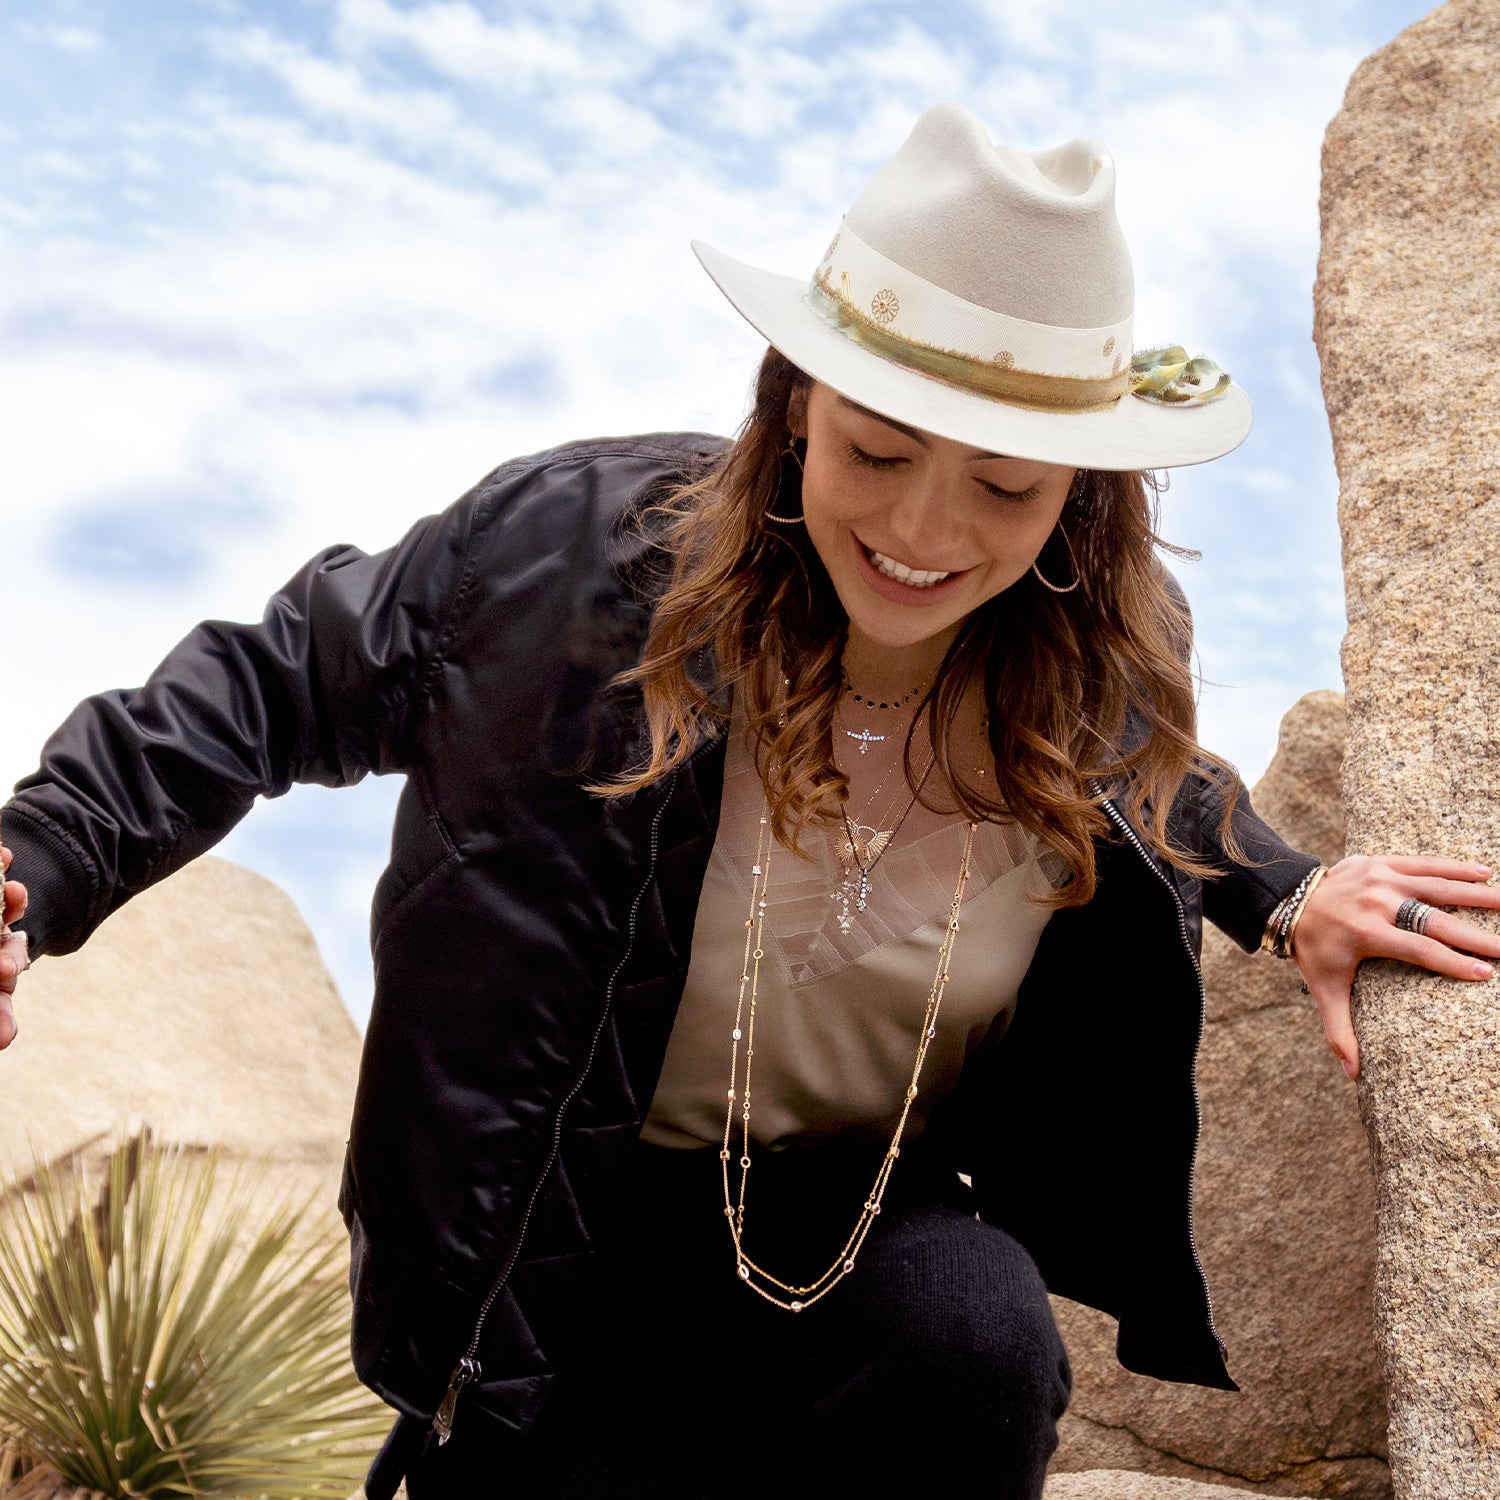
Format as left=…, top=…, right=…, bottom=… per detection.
left=597, top=348, right=1242, bottom=904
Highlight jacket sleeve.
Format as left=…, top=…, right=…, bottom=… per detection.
left=5, top=492, right=479, bottom=960
left=1193, top=774, right=1320, bottom=954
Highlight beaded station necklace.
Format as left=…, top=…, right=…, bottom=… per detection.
left=721, top=806, right=980, bottom=1312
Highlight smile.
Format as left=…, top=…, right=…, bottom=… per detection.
left=865, top=548, right=952, bottom=588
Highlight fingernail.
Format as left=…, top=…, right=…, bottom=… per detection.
left=1343, top=1058, right=1358, bottom=1079
left=1476, top=962, right=1494, bottom=979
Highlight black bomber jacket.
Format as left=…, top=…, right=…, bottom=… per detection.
left=7, top=433, right=1318, bottom=1440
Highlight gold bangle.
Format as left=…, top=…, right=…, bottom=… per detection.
left=1285, top=866, right=1328, bottom=959
left=1260, top=893, right=1298, bottom=955
left=1261, top=865, right=1324, bottom=958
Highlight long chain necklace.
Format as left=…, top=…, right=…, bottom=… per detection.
left=721, top=808, right=980, bottom=1312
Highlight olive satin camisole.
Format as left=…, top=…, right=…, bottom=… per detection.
left=642, top=719, right=1065, bottom=1151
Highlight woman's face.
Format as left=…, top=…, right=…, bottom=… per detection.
left=791, top=381, right=1076, bottom=657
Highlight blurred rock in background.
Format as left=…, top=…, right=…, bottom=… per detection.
left=1, top=855, right=359, bottom=1210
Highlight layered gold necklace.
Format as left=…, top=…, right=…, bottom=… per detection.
left=719, top=794, right=981, bottom=1312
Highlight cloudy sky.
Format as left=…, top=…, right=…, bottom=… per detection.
left=4, top=0, right=1439, bottom=1025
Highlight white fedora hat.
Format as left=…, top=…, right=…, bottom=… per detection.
left=693, top=103, right=1251, bottom=471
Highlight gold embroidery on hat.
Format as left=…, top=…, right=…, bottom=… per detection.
left=1113, top=353, right=1123, bottom=375
left=1103, top=336, right=1115, bottom=357
left=808, top=271, right=1130, bottom=413
left=822, top=232, right=841, bottom=267
left=871, top=289, right=899, bottom=325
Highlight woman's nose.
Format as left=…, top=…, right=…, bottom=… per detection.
left=885, top=471, right=961, bottom=559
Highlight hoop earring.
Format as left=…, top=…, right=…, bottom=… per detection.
left=764, top=436, right=807, bottom=526
left=1031, top=526, right=1082, bottom=594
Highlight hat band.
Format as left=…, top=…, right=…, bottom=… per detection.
left=807, top=277, right=1127, bottom=412
left=807, top=223, right=1132, bottom=413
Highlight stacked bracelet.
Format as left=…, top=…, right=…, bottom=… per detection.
left=1260, top=866, right=1328, bottom=960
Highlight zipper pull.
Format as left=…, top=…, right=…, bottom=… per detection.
left=432, top=1355, right=481, bottom=1445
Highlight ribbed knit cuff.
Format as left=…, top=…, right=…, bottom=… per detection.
left=0, top=802, right=100, bottom=959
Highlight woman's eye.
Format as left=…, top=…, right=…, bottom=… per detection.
left=979, top=480, right=1041, bottom=504
left=845, top=440, right=905, bottom=470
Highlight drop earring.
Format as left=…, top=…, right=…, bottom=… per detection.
left=1030, top=533, right=1082, bottom=594
left=764, top=435, right=807, bottom=525
left=1031, top=472, right=1087, bottom=593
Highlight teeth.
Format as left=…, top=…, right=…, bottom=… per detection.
left=868, top=549, right=952, bottom=588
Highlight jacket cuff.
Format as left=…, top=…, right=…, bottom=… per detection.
left=1211, top=845, right=1321, bottom=954
left=1, top=802, right=101, bottom=959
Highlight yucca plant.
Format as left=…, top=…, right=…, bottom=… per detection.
left=0, top=1135, right=389, bottom=1498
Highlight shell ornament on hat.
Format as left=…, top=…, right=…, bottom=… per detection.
left=693, top=103, right=1250, bottom=470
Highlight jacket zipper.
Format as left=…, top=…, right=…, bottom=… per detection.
left=431, top=772, right=678, bottom=1444
left=1093, top=789, right=1228, bottom=1361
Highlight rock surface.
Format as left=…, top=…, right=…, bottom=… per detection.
left=1314, top=0, right=1500, bottom=1493
left=352, top=1478, right=1319, bottom=1500
left=1044, top=1475, right=1316, bottom=1500
left=1051, top=692, right=1390, bottom=1496
left=2, top=855, right=360, bottom=1206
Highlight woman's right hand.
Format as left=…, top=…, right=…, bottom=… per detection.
left=0, top=845, right=29, bottom=1049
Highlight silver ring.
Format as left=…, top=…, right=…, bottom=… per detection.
left=1395, top=898, right=1436, bottom=937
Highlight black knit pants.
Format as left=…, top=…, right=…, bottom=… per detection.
left=380, top=1142, right=1071, bottom=1499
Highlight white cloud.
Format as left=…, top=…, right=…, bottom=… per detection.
left=225, top=25, right=465, bottom=136
left=337, top=0, right=607, bottom=84
left=22, top=21, right=103, bottom=53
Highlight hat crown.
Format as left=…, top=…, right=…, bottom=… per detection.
left=842, top=103, right=1133, bottom=331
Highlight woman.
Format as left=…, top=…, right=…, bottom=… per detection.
left=2, top=104, right=1496, bottom=1499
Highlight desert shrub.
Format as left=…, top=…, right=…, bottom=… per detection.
left=0, top=1136, right=387, bottom=1498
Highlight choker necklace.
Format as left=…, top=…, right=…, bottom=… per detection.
left=843, top=675, right=926, bottom=712
left=840, top=674, right=928, bottom=752
left=722, top=808, right=979, bottom=1312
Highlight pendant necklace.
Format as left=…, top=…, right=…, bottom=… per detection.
left=833, top=704, right=990, bottom=929
left=834, top=756, right=936, bottom=930
left=831, top=695, right=933, bottom=930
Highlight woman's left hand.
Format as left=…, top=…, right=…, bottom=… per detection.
left=1292, top=856, right=1500, bottom=1079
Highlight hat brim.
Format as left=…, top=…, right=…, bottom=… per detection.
left=693, top=240, right=1253, bottom=471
